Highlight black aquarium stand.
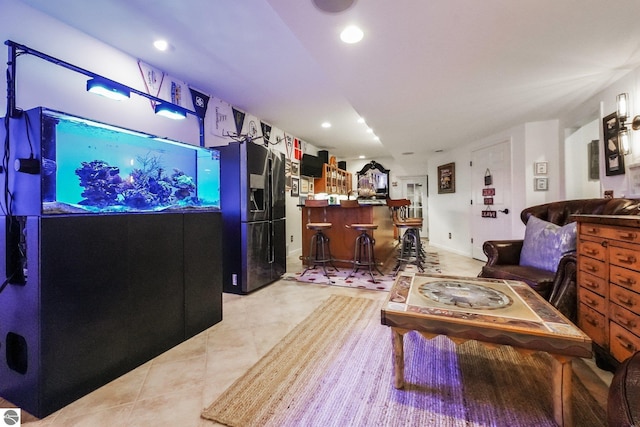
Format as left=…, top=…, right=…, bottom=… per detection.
left=0, top=211, right=222, bottom=418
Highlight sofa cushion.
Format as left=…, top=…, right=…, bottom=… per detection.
left=520, top=216, right=576, bottom=272
left=480, top=264, right=555, bottom=298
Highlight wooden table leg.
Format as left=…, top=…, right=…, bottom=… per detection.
left=391, top=327, right=405, bottom=389
left=551, top=354, right=573, bottom=427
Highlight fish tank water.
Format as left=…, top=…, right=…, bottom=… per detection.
left=12, top=108, right=220, bottom=215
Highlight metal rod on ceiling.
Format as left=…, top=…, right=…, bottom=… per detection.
left=4, top=40, right=206, bottom=147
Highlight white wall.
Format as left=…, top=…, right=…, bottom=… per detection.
left=6, top=0, right=640, bottom=262
left=0, top=0, right=323, bottom=260
left=524, top=120, right=561, bottom=206
left=0, top=1, right=203, bottom=145
left=559, top=67, right=640, bottom=198
left=564, top=118, right=601, bottom=199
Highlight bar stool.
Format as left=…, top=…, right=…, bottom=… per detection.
left=341, top=199, right=383, bottom=282
left=387, top=198, right=424, bottom=273
left=301, top=199, right=339, bottom=278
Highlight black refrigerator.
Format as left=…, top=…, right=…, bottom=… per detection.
left=219, top=141, right=286, bottom=294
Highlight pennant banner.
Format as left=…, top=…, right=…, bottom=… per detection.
left=293, top=138, right=302, bottom=160
left=241, top=114, right=261, bottom=141
left=209, top=97, right=233, bottom=137
left=261, top=122, right=272, bottom=144
left=232, top=107, right=246, bottom=136
left=189, top=88, right=210, bottom=119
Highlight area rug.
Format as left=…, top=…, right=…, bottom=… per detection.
left=282, top=250, right=442, bottom=291
left=201, top=295, right=606, bottom=427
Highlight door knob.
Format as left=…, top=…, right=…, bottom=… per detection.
left=499, top=209, right=509, bottom=214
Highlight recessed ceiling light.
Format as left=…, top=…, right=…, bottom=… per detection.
left=321, top=122, right=332, bottom=128
left=366, top=128, right=373, bottom=133
left=359, top=155, right=366, bottom=159
left=153, top=39, right=169, bottom=51
left=357, top=117, right=365, bottom=124
left=340, top=25, right=364, bottom=44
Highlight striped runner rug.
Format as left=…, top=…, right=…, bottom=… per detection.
left=201, top=295, right=606, bottom=426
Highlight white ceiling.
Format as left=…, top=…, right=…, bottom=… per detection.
left=17, top=0, right=640, bottom=166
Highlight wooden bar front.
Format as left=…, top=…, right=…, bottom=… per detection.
left=301, top=203, right=395, bottom=268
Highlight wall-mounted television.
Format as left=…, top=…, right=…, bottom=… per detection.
left=301, top=154, right=324, bottom=178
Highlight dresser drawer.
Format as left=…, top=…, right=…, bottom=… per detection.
left=601, top=226, right=640, bottom=245
left=610, top=283, right=640, bottom=316
left=579, top=287, right=606, bottom=313
left=578, top=303, right=606, bottom=346
left=611, top=303, right=640, bottom=336
left=609, top=245, right=640, bottom=271
left=578, top=271, right=607, bottom=296
left=579, top=224, right=606, bottom=239
left=577, top=239, right=606, bottom=262
left=610, top=322, right=640, bottom=362
left=610, top=265, right=640, bottom=293
left=578, top=257, right=606, bottom=279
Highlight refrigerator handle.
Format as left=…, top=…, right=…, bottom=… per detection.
left=268, top=221, right=274, bottom=263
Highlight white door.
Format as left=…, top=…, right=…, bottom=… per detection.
left=471, top=141, right=512, bottom=261
left=399, top=175, right=428, bottom=239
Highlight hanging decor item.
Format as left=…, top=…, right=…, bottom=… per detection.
left=482, top=168, right=497, bottom=218
left=437, top=163, right=455, bottom=194
left=484, top=168, right=493, bottom=186
left=603, top=112, right=626, bottom=176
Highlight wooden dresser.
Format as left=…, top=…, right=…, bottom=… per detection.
left=575, top=215, right=640, bottom=368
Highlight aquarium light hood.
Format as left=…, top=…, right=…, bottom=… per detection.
left=86, top=78, right=130, bottom=101
left=154, top=103, right=188, bottom=120
left=5, top=40, right=206, bottom=146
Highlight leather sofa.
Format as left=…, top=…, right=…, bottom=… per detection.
left=608, top=351, right=640, bottom=426
left=478, top=198, right=640, bottom=322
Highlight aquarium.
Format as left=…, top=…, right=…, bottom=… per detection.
left=6, top=108, right=220, bottom=215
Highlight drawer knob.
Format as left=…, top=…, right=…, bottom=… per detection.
left=585, top=315, right=598, bottom=327
left=617, top=276, right=637, bottom=287
left=615, top=334, right=637, bottom=352
left=615, top=254, right=637, bottom=265
left=614, top=294, right=635, bottom=307
left=617, top=232, right=637, bottom=240
left=585, top=264, right=598, bottom=273
left=584, top=280, right=597, bottom=289
left=614, top=314, right=635, bottom=328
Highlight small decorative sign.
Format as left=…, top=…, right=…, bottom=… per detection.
left=484, top=169, right=493, bottom=186
left=482, top=210, right=497, bottom=218
left=484, top=197, right=494, bottom=205
left=482, top=188, right=495, bottom=196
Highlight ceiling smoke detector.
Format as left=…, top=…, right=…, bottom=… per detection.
left=312, top=0, right=356, bottom=13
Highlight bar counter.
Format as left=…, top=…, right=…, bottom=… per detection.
left=301, top=202, right=395, bottom=268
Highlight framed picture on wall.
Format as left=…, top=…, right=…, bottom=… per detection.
left=534, top=161, right=548, bottom=175
left=437, top=162, right=455, bottom=194
left=300, top=177, right=309, bottom=194
left=291, top=177, right=299, bottom=197
left=603, top=112, right=625, bottom=176
left=534, top=177, right=548, bottom=191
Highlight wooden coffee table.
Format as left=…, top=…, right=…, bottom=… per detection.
left=381, top=273, right=592, bottom=427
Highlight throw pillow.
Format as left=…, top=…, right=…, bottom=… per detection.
left=520, top=216, right=577, bottom=272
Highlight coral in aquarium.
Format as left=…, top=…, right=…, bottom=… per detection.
left=75, top=160, right=123, bottom=207
left=75, top=153, right=199, bottom=210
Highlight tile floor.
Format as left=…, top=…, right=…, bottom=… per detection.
left=6, top=245, right=612, bottom=426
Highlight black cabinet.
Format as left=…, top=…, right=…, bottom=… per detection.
left=0, top=212, right=222, bottom=417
